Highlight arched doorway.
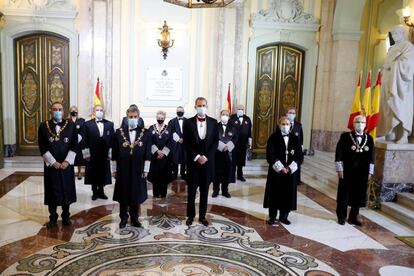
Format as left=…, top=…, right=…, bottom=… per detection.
left=15, top=33, right=70, bottom=155
left=252, top=44, right=304, bottom=155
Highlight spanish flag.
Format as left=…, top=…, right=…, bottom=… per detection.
left=368, top=70, right=381, bottom=142
left=94, top=77, right=102, bottom=106
left=362, top=71, right=372, bottom=130
left=347, top=72, right=362, bottom=130
left=226, top=83, right=232, bottom=113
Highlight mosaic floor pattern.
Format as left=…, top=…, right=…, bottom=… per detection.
left=3, top=213, right=338, bottom=276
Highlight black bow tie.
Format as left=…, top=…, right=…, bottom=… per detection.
left=178, top=117, right=183, bottom=120
left=129, top=128, right=137, bottom=132
left=53, top=121, right=63, bottom=127
left=356, top=134, right=364, bottom=137
left=282, top=134, right=289, bottom=137
left=197, top=117, right=206, bottom=122
left=96, top=120, right=103, bottom=123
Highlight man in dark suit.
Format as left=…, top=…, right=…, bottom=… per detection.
left=38, top=101, right=77, bottom=228
left=263, top=116, right=302, bottom=225
left=229, top=105, right=252, bottom=182
left=335, top=115, right=375, bottom=226
left=286, top=107, right=304, bottom=185
left=183, top=97, right=218, bottom=226
left=168, top=106, right=187, bottom=179
left=121, top=104, right=145, bottom=129
left=82, top=105, right=114, bottom=200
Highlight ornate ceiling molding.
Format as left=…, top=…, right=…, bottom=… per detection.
left=3, top=0, right=77, bottom=19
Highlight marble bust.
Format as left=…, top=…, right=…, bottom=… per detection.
left=377, top=25, right=414, bottom=144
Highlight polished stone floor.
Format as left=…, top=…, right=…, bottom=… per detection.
left=0, top=163, right=413, bottom=275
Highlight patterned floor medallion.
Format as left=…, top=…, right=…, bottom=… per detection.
left=4, top=214, right=338, bottom=276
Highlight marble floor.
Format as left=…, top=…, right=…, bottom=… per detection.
left=0, top=161, right=413, bottom=275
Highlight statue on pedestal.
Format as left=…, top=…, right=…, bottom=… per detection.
left=378, top=25, right=414, bottom=144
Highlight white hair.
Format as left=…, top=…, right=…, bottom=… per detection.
left=353, top=115, right=366, bottom=123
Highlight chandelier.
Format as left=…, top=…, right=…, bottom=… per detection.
left=163, top=0, right=236, bottom=8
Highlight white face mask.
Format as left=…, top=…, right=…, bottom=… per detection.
left=287, top=113, right=296, bottom=122
left=354, top=122, right=366, bottom=133
left=237, top=110, right=244, bottom=117
left=95, top=110, right=104, bottom=120
left=281, top=125, right=290, bottom=135
left=221, top=115, right=229, bottom=124
left=196, top=107, right=207, bottom=117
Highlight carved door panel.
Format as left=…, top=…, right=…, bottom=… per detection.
left=15, top=33, right=69, bottom=154
left=252, top=44, right=303, bottom=154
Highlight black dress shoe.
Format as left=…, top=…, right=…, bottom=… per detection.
left=92, top=194, right=98, bottom=201
left=279, top=218, right=291, bottom=225
left=46, top=220, right=57, bottom=229
left=119, top=220, right=127, bottom=229
left=131, top=220, right=142, bottom=228
left=348, top=219, right=362, bottom=226
left=62, top=218, right=72, bottom=226
left=237, top=176, right=246, bottom=182
left=186, top=217, right=193, bottom=226
left=222, top=192, right=231, bottom=198
left=98, top=193, right=108, bottom=200
left=338, top=219, right=345, bottom=225
left=199, top=218, right=209, bottom=226
left=212, top=190, right=219, bottom=198
left=266, top=219, right=277, bottom=225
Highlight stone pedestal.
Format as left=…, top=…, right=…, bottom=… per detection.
left=374, top=140, right=414, bottom=202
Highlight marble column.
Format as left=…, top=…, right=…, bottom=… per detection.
left=0, top=51, right=3, bottom=168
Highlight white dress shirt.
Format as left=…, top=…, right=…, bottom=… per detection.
left=197, top=118, right=207, bottom=140
left=178, top=117, right=184, bottom=133
left=96, top=120, right=104, bottom=137
left=129, top=128, right=136, bottom=144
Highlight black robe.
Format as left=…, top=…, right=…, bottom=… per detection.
left=183, top=116, right=219, bottom=185
left=72, top=117, right=85, bottom=166
left=263, top=129, right=302, bottom=211
left=229, top=114, right=252, bottom=166
left=335, top=132, right=375, bottom=207
left=38, top=119, right=77, bottom=206
left=291, top=121, right=304, bottom=185
left=168, top=117, right=187, bottom=165
left=83, top=119, right=114, bottom=186
left=215, top=123, right=238, bottom=184
left=112, top=126, right=151, bottom=205
left=147, top=124, right=173, bottom=185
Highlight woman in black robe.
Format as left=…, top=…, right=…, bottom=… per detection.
left=68, top=106, right=85, bottom=180
left=263, top=116, right=302, bottom=225
left=147, top=111, right=173, bottom=199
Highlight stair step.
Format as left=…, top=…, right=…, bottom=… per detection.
left=302, top=161, right=337, bottom=178
left=301, top=174, right=337, bottom=199
left=381, top=202, right=414, bottom=229
left=397, top=192, right=414, bottom=211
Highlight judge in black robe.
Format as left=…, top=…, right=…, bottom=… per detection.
left=286, top=107, right=304, bottom=186
left=82, top=105, right=114, bottom=200
left=147, top=111, right=173, bottom=198
left=168, top=106, right=187, bottom=179
left=112, top=106, right=151, bottom=228
left=38, top=102, right=77, bottom=228
left=229, top=105, right=252, bottom=182
left=183, top=97, right=218, bottom=226
left=335, top=115, right=375, bottom=226
left=68, top=106, right=85, bottom=180
left=263, top=117, right=302, bottom=225
left=213, top=110, right=238, bottom=198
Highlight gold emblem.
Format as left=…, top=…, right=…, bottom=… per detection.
left=138, top=141, right=143, bottom=147
left=290, top=149, right=295, bottom=155
left=55, top=137, right=60, bottom=141
left=245, top=121, right=248, bottom=124
left=351, top=145, right=356, bottom=151
left=49, top=137, right=54, bottom=142
left=364, top=146, right=369, bottom=151
left=122, top=142, right=129, bottom=148
left=228, top=132, right=233, bottom=136
left=295, top=132, right=299, bottom=136
left=63, top=137, right=69, bottom=143
left=76, top=125, right=80, bottom=129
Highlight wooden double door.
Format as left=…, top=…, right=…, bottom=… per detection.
left=252, top=44, right=304, bottom=154
left=15, top=33, right=70, bottom=154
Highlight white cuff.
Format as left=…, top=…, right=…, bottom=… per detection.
left=248, top=138, right=253, bottom=146
left=65, top=150, right=76, bottom=165
left=78, top=134, right=82, bottom=143
left=369, top=163, right=374, bottom=175
left=42, top=151, right=56, bottom=167
left=272, top=161, right=284, bottom=173
left=107, top=148, right=112, bottom=159
left=173, top=132, right=180, bottom=142
left=151, top=145, right=159, bottom=155
left=335, top=161, right=344, bottom=172
left=162, top=147, right=170, bottom=156
left=289, top=161, right=298, bottom=174
left=227, top=141, right=235, bottom=152
left=82, top=148, right=91, bottom=159
left=194, top=154, right=201, bottom=162
left=144, top=160, right=151, bottom=173
left=217, top=141, right=225, bottom=151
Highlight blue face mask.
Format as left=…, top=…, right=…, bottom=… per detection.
left=53, top=111, right=63, bottom=122
left=128, top=118, right=138, bottom=129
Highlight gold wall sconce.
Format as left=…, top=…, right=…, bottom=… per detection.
left=157, top=20, right=174, bottom=60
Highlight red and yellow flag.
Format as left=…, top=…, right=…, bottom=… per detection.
left=226, top=83, right=232, bottom=113
left=94, top=77, right=102, bottom=106
left=362, top=71, right=372, bottom=130
left=348, top=72, right=362, bottom=130
left=368, top=71, right=381, bottom=142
